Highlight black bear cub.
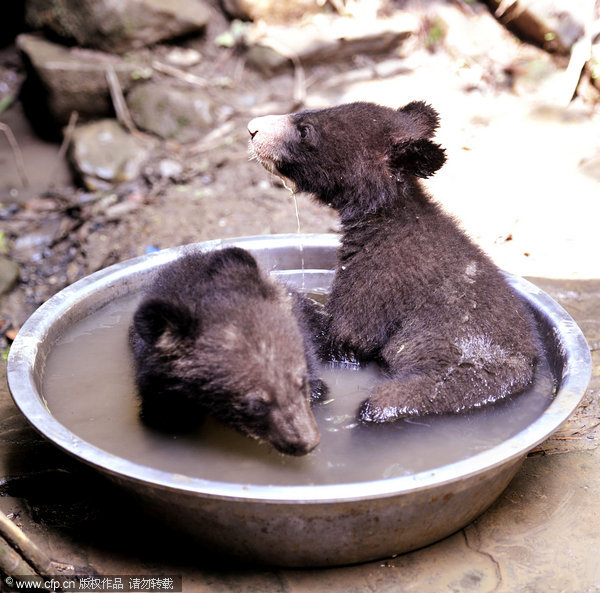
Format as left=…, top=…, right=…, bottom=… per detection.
left=129, top=247, right=324, bottom=455
left=249, top=101, right=541, bottom=422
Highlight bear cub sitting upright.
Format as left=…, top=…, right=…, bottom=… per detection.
left=249, top=101, right=541, bottom=422
left=129, top=246, right=325, bottom=456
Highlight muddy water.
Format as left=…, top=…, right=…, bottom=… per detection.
left=41, top=293, right=554, bottom=486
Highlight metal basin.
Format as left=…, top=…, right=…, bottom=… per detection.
left=7, top=234, right=591, bottom=567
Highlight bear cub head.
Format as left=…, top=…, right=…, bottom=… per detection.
left=130, top=247, right=321, bottom=456
left=248, top=101, right=446, bottom=221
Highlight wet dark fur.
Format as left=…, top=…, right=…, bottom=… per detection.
left=249, top=101, right=542, bottom=422
left=129, top=247, right=325, bottom=455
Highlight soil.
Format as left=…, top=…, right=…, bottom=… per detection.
left=1, top=0, right=599, bottom=338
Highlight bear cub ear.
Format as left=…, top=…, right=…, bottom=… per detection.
left=397, top=101, right=441, bottom=139
left=390, top=138, right=446, bottom=179
left=133, top=298, right=198, bottom=345
left=206, top=247, right=259, bottom=277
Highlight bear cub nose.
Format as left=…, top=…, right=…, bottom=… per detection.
left=248, top=119, right=260, bottom=139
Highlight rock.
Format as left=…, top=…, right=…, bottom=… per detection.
left=434, top=2, right=519, bottom=62
left=17, top=34, right=151, bottom=129
left=158, top=159, right=184, bottom=179
left=165, top=48, right=202, bottom=67
left=221, top=0, right=326, bottom=24
left=69, top=120, right=155, bottom=190
left=0, top=256, right=20, bottom=296
left=11, top=217, right=64, bottom=261
left=25, top=0, right=211, bottom=54
left=485, top=0, right=586, bottom=54
left=4, top=327, right=19, bottom=341
left=246, top=12, right=416, bottom=73
left=126, top=82, right=216, bottom=143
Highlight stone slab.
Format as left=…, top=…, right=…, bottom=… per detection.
left=25, top=0, right=211, bottom=54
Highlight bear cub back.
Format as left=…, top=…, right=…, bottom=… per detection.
left=129, top=247, right=323, bottom=456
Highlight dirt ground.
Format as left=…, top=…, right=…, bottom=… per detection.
left=1, top=0, right=600, bottom=337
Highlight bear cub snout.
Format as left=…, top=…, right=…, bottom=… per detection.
left=249, top=101, right=542, bottom=422
left=129, top=247, right=325, bottom=456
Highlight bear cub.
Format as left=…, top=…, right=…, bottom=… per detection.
left=129, top=246, right=325, bottom=456
left=249, top=101, right=542, bottom=422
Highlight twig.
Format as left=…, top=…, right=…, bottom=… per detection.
left=105, top=65, right=157, bottom=146
left=568, top=421, right=600, bottom=435
left=494, top=0, right=522, bottom=20
left=151, top=60, right=210, bottom=88
left=0, top=535, right=39, bottom=582
left=0, top=511, right=54, bottom=576
left=559, top=0, right=596, bottom=105
left=552, top=436, right=581, bottom=440
left=0, top=122, right=29, bottom=189
left=233, top=55, right=246, bottom=84
left=105, top=64, right=137, bottom=134
left=188, top=120, right=237, bottom=155
left=47, top=110, right=78, bottom=192
left=328, top=0, right=346, bottom=16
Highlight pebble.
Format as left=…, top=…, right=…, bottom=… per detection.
left=165, top=47, right=202, bottom=67
left=0, top=256, right=20, bottom=296
left=158, top=159, right=184, bottom=180
left=11, top=218, right=63, bottom=260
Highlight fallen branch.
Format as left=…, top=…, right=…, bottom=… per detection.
left=493, top=0, right=524, bottom=20
left=151, top=60, right=210, bottom=88
left=188, top=120, right=237, bottom=155
left=550, top=435, right=585, bottom=441
left=0, top=122, right=29, bottom=189
left=105, top=64, right=137, bottom=134
left=106, top=64, right=156, bottom=145
left=0, top=510, right=54, bottom=577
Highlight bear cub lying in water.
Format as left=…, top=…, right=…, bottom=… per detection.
left=249, top=101, right=542, bottom=422
left=129, top=247, right=325, bottom=456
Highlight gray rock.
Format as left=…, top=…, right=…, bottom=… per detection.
left=246, top=13, right=416, bottom=73
left=69, top=119, right=155, bottom=190
left=25, top=0, right=211, bottom=54
left=220, top=0, right=324, bottom=23
left=158, top=159, right=184, bottom=179
left=17, top=34, right=151, bottom=126
left=126, top=82, right=215, bottom=143
left=0, top=256, right=19, bottom=296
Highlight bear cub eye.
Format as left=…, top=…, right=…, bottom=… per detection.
left=298, top=125, right=310, bottom=139
left=243, top=392, right=271, bottom=418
